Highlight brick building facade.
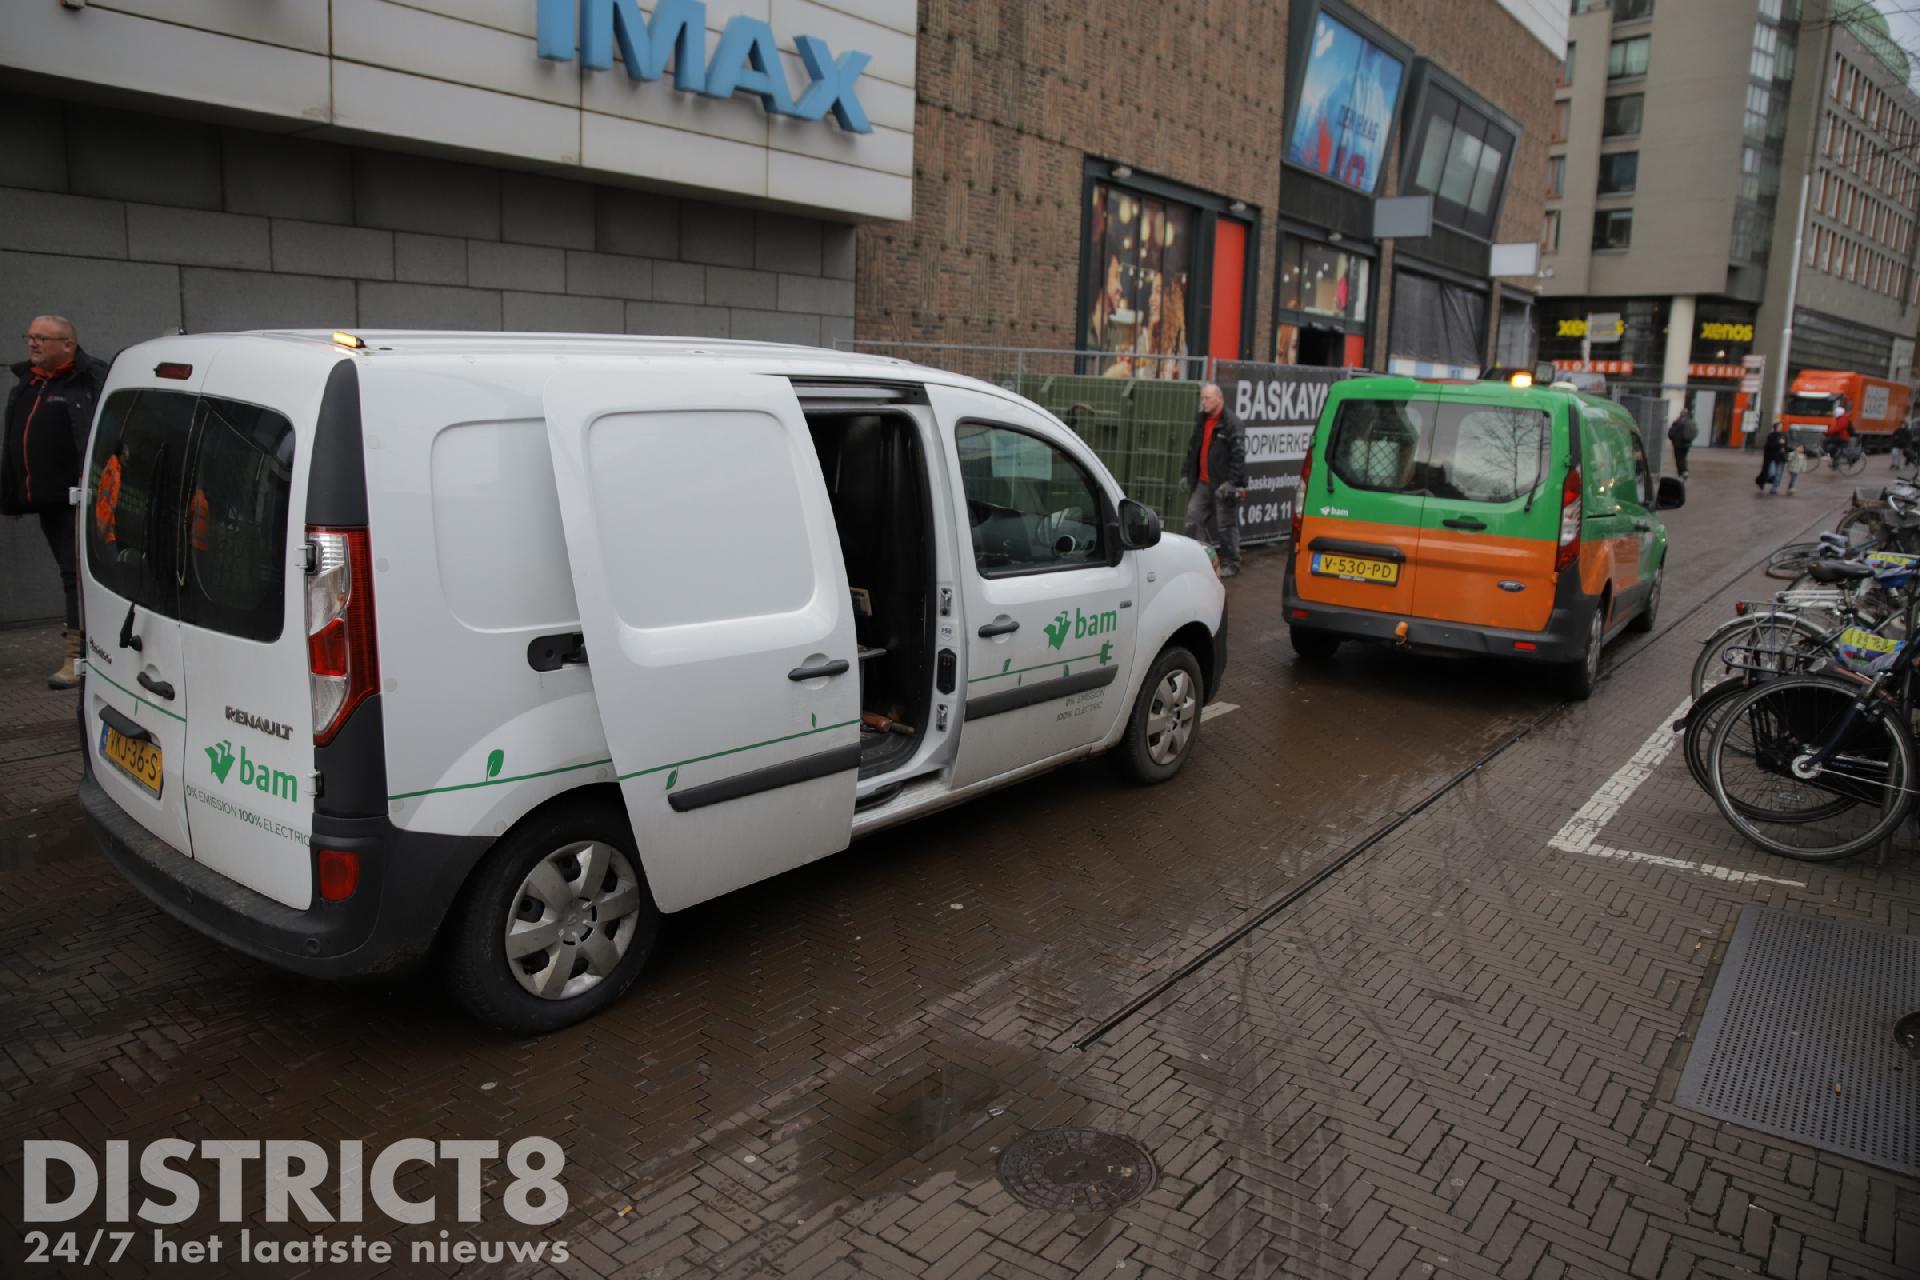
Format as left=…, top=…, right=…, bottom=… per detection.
left=857, top=0, right=1562, bottom=378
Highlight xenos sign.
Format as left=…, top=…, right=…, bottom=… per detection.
left=1699, top=322, right=1754, bottom=342
left=535, top=0, right=873, bottom=132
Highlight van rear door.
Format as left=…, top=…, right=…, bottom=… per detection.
left=544, top=370, right=861, bottom=913
left=81, top=359, right=204, bottom=856
left=1292, top=390, right=1434, bottom=617
left=1408, top=391, right=1558, bottom=632
left=177, top=351, right=315, bottom=910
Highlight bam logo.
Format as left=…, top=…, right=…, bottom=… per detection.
left=205, top=740, right=299, bottom=803
left=1044, top=607, right=1121, bottom=650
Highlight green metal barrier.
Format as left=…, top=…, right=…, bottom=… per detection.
left=1005, top=373, right=1200, bottom=524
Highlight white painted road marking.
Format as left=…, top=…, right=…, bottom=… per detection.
left=1201, top=701, right=1240, bottom=722
left=1548, top=696, right=1807, bottom=888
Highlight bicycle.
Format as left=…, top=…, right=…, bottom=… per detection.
left=1706, top=587, right=1920, bottom=861
left=1825, top=438, right=1868, bottom=476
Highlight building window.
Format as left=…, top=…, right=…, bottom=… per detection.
left=1615, top=0, right=1654, bottom=21
left=1559, top=43, right=1575, bottom=85
left=1547, top=155, right=1565, bottom=197
left=1402, top=75, right=1518, bottom=240
left=1273, top=234, right=1374, bottom=368
left=1598, top=152, right=1639, bottom=195
left=1081, top=176, right=1204, bottom=378
left=1608, top=37, right=1650, bottom=80
left=1593, top=210, right=1633, bottom=250
left=1603, top=94, right=1644, bottom=138
left=1552, top=101, right=1569, bottom=143
left=1284, top=8, right=1408, bottom=195
left=1542, top=209, right=1561, bottom=253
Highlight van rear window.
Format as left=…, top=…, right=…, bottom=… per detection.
left=1327, top=400, right=1427, bottom=493
left=1426, top=407, right=1548, bottom=504
left=87, top=388, right=295, bottom=643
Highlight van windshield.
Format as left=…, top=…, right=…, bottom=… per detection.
left=87, top=388, right=295, bottom=643
left=1785, top=393, right=1838, bottom=417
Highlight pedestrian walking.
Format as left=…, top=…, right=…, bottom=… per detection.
left=1668, top=406, right=1697, bottom=480
left=1181, top=382, right=1247, bottom=579
left=1784, top=442, right=1809, bottom=494
left=1757, top=420, right=1792, bottom=494
left=2, top=315, right=108, bottom=689
left=1891, top=420, right=1912, bottom=470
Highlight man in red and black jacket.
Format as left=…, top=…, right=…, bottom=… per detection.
left=1180, top=382, right=1248, bottom=578
left=2, top=315, right=109, bottom=689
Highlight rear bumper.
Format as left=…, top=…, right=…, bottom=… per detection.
left=1283, top=558, right=1599, bottom=664
left=81, top=749, right=489, bottom=979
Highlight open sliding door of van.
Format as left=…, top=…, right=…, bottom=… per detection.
left=543, top=372, right=862, bottom=913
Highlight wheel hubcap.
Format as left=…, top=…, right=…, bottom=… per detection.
left=505, top=840, right=643, bottom=1001
left=1145, top=670, right=1198, bottom=766
left=1586, top=614, right=1602, bottom=679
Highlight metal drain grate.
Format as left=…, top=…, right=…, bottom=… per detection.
left=996, top=1128, right=1157, bottom=1213
left=1677, top=906, right=1920, bottom=1176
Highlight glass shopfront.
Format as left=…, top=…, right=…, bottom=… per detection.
left=1273, top=232, right=1374, bottom=367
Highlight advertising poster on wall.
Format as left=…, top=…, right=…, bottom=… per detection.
left=1083, top=182, right=1195, bottom=380
left=1213, top=362, right=1350, bottom=544
left=1285, top=11, right=1406, bottom=195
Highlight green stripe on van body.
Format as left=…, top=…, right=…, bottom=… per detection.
left=85, top=663, right=187, bottom=724
left=967, top=650, right=1109, bottom=685
left=388, top=719, right=862, bottom=801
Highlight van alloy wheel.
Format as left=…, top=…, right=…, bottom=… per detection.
left=505, top=840, right=644, bottom=1000
left=1584, top=611, right=1602, bottom=682
left=1145, top=668, right=1198, bottom=766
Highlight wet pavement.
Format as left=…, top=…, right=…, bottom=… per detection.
left=1, top=448, right=1916, bottom=1278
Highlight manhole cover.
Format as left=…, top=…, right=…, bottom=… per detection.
left=996, top=1128, right=1156, bottom=1213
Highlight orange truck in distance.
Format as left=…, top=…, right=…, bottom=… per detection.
left=1781, top=369, right=1912, bottom=451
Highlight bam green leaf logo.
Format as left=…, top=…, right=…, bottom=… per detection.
left=204, top=740, right=298, bottom=803
left=1044, top=606, right=1121, bottom=650
left=1043, top=611, right=1072, bottom=650
left=205, top=740, right=236, bottom=783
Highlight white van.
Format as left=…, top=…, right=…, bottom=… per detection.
left=77, top=331, right=1228, bottom=1031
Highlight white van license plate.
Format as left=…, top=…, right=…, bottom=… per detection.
left=101, top=724, right=164, bottom=796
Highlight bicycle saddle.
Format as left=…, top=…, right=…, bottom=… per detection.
left=1807, top=560, right=1876, bottom=583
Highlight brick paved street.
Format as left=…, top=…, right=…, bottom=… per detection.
left=2, top=448, right=1916, bottom=1278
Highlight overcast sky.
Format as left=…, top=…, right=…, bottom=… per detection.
left=1872, top=8, right=1920, bottom=91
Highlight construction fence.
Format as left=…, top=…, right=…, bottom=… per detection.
left=837, top=342, right=1356, bottom=545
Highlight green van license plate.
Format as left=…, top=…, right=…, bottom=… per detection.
left=1311, top=553, right=1399, bottom=585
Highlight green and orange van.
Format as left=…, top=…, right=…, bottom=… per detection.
left=1281, top=375, right=1683, bottom=698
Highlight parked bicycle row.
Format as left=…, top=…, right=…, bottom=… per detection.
left=1683, top=474, right=1920, bottom=863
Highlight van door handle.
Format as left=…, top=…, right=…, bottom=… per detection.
left=137, top=672, right=176, bottom=701
left=978, top=616, right=1020, bottom=637
left=1442, top=517, right=1487, bottom=531
left=787, top=659, right=850, bottom=681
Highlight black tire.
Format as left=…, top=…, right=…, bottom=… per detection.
left=1628, top=562, right=1662, bottom=633
left=1683, top=678, right=1752, bottom=796
left=1836, top=506, right=1888, bottom=550
left=445, top=797, right=660, bottom=1033
left=1707, top=675, right=1916, bottom=861
left=1765, top=543, right=1826, bottom=580
left=1289, top=626, right=1343, bottom=661
left=1110, top=645, right=1204, bottom=785
left=1562, top=605, right=1604, bottom=700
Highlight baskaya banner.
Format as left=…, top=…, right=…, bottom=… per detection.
left=1212, top=363, right=1350, bottom=545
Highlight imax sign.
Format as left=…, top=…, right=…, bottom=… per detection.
left=536, top=0, right=873, bottom=133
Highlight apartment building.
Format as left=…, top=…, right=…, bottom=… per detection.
left=1538, top=0, right=1920, bottom=440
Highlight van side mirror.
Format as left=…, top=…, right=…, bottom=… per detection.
left=1119, top=498, right=1162, bottom=550
left=1656, top=475, right=1686, bottom=510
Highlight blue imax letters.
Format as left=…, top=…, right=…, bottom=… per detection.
left=536, top=0, right=873, bottom=133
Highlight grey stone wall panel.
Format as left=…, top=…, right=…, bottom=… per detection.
left=651, top=261, right=706, bottom=304
left=394, top=232, right=468, bottom=285
left=626, top=301, right=729, bottom=338
left=596, top=189, right=680, bottom=259
left=0, top=189, right=127, bottom=259
left=182, top=267, right=356, bottom=334
left=127, top=205, right=271, bottom=270
left=730, top=308, right=821, bottom=346
left=0, top=250, right=180, bottom=360
left=0, top=95, right=67, bottom=194
left=469, top=240, right=565, bottom=293
left=680, top=203, right=755, bottom=267
left=358, top=282, right=504, bottom=330
left=223, top=133, right=353, bottom=224
left=272, top=221, right=395, bottom=281
left=355, top=152, right=501, bottom=240
left=503, top=291, right=625, bottom=332
left=69, top=110, right=222, bottom=210
left=565, top=251, right=652, bottom=300
left=777, top=274, right=854, bottom=316
left=504, top=175, right=595, bottom=250
left=705, top=266, right=780, bottom=309
left=754, top=214, right=823, bottom=276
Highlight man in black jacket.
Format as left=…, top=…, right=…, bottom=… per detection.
left=1180, top=382, right=1248, bottom=578
left=2, top=315, right=108, bottom=688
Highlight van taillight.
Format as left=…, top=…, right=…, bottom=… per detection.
left=1291, top=446, right=1313, bottom=545
left=1554, top=466, right=1582, bottom=574
left=306, top=527, right=379, bottom=746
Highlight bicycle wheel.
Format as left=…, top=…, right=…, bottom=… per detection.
left=1842, top=449, right=1868, bottom=477
left=1686, top=676, right=1856, bottom=823
left=1766, top=543, right=1829, bottom=580
left=1708, top=674, right=1917, bottom=860
left=1688, top=613, right=1828, bottom=697
left=1835, top=506, right=1889, bottom=550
